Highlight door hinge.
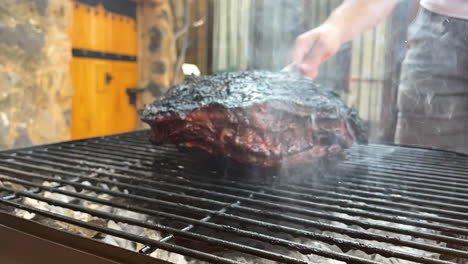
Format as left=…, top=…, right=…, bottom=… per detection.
left=126, top=87, right=145, bottom=106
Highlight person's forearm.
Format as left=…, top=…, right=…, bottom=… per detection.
left=323, top=0, right=398, bottom=44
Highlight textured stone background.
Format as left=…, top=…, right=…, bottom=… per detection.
left=0, top=0, right=72, bottom=149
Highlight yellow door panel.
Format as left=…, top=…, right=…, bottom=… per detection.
left=70, top=1, right=137, bottom=56
left=71, top=59, right=137, bottom=139
left=70, top=0, right=137, bottom=139
left=71, top=58, right=107, bottom=138
left=111, top=61, right=138, bottom=132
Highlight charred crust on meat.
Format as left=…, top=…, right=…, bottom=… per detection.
left=142, top=71, right=356, bottom=118
left=141, top=71, right=368, bottom=167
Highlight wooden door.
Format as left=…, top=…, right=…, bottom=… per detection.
left=69, top=0, right=138, bottom=139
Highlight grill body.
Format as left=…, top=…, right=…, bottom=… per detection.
left=0, top=130, right=467, bottom=264
left=0, top=213, right=167, bottom=264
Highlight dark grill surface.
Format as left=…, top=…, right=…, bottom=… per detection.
left=1, top=130, right=468, bottom=264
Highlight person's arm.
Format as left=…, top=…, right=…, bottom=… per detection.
left=293, top=0, right=398, bottom=78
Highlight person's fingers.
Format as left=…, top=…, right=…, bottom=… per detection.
left=298, top=39, right=327, bottom=78
left=293, top=28, right=341, bottom=78
left=292, top=35, right=311, bottom=64
left=298, top=63, right=318, bottom=79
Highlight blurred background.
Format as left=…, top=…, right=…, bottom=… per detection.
left=0, top=0, right=418, bottom=150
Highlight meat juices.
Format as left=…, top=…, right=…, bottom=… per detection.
left=140, top=71, right=367, bottom=168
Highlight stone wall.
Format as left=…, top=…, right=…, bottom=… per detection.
left=136, top=0, right=186, bottom=128
left=0, top=0, right=72, bottom=149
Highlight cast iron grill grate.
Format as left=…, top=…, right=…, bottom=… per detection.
left=0, top=130, right=468, bottom=264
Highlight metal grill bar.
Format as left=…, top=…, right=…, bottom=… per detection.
left=0, top=185, right=307, bottom=264
left=318, top=174, right=468, bottom=203
left=345, top=154, right=468, bottom=175
left=4, top=155, right=468, bottom=236
left=349, top=147, right=468, bottom=166
left=5, top=155, right=466, bottom=248
left=140, top=201, right=243, bottom=255
left=1, top=160, right=468, bottom=261
left=341, top=163, right=468, bottom=187
left=61, top=146, right=466, bottom=206
left=100, top=136, right=468, bottom=182
left=76, top=139, right=468, bottom=189
left=353, top=144, right=466, bottom=159
left=0, top=177, right=379, bottom=264
left=15, top=144, right=468, bottom=206
left=323, top=166, right=465, bottom=195
left=0, top=199, right=239, bottom=264
left=3, top=151, right=465, bottom=235
left=145, top=162, right=468, bottom=218
left=1, top=130, right=468, bottom=264
left=0, top=175, right=462, bottom=264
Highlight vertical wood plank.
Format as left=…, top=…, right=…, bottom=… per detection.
left=212, top=0, right=220, bottom=71
left=218, top=0, right=227, bottom=70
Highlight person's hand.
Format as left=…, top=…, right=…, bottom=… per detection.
left=293, top=24, right=343, bottom=79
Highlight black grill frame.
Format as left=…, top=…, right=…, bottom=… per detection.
left=0, top=130, right=467, bottom=264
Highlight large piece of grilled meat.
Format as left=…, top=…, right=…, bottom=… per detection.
left=140, top=71, right=367, bottom=167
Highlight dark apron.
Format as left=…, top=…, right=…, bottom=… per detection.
left=396, top=7, right=468, bottom=153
